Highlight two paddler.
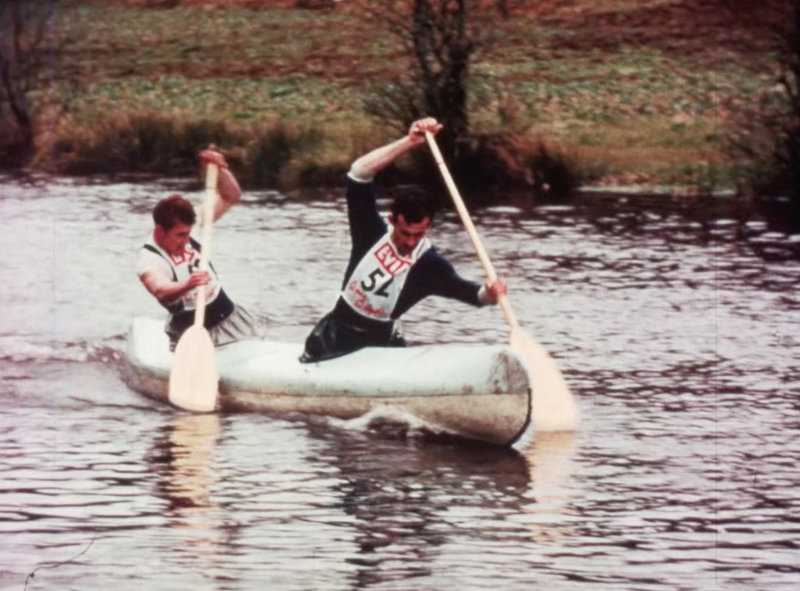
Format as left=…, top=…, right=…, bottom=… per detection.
left=136, top=149, right=264, bottom=351
left=299, top=117, right=507, bottom=362
left=136, top=119, right=506, bottom=359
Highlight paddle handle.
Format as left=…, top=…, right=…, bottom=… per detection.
left=424, top=132, right=519, bottom=329
left=194, top=162, right=218, bottom=327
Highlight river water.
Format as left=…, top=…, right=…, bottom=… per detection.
left=0, top=173, right=798, bottom=591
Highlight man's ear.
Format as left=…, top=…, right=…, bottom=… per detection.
left=154, top=225, right=165, bottom=242
left=388, top=213, right=396, bottom=226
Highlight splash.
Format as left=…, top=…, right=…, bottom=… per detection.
left=330, top=405, right=451, bottom=441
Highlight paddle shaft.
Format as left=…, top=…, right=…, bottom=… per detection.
left=426, top=132, right=579, bottom=431
left=194, top=162, right=218, bottom=327
left=424, top=132, right=519, bottom=329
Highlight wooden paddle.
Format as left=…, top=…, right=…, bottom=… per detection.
left=168, top=163, right=220, bottom=413
left=425, top=132, right=579, bottom=431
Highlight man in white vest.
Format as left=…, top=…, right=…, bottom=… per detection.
left=300, top=117, right=506, bottom=362
left=136, top=149, right=262, bottom=350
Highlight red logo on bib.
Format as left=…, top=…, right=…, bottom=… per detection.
left=374, top=242, right=410, bottom=276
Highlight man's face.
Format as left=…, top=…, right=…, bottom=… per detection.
left=390, top=214, right=431, bottom=256
left=155, top=222, right=193, bottom=257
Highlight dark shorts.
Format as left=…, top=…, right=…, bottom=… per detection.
left=300, top=305, right=406, bottom=363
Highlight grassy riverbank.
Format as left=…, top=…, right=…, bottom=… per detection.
left=22, top=0, right=781, bottom=193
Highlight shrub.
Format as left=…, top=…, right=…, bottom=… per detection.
left=32, top=109, right=349, bottom=189
left=726, top=0, right=800, bottom=229
left=244, top=122, right=323, bottom=188
left=443, top=133, right=579, bottom=203
left=34, top=111, right=239, bottom=175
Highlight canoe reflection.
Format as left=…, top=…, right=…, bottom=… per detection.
left=300, top=421, right=573, bottom=588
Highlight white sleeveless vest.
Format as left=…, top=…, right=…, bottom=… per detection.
left=140, top=238, right=222, bottom=312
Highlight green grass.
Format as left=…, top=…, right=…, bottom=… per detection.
left=67, top=76, right=364, bottom=122
left=19, top=1, right=777, bottom=190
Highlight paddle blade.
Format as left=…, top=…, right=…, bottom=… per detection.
left=169, top=325, right=219, bottom=412
left=510, top=326, right=580, bottom=432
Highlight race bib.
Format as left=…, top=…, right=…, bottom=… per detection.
left=142, top=239, right=221, bottom=311
left=341, top=228, right=430, bottom=320
left=174, top=248, right=220, bottom=311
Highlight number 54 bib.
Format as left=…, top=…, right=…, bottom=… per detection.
left=341, top=228, right=430, bottom=321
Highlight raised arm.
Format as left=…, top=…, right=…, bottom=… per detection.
left=197, top=149, right=242, bottom=223
left=349, top=117, right=443, bottom=182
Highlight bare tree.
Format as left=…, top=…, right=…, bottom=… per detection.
left=359, top=0, right=504, bottom=161
left=0, top=0, right=54, bottom=165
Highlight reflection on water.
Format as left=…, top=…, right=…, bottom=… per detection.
left=159, top=414, right=221, bottom=514
left=1, top=176, right=799, bottom=590
left=156, top=414, right=222, bottom=549
left=146, top=413, right=226, bottom=578
left=525, top=431, right=577, bottom=520
left=308, top=428, right=535, bottom=590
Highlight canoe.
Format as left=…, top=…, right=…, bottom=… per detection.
left=123, top=316, right=532, bottom=446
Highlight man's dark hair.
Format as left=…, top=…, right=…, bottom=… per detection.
left=152, top=194, right=196, bottom=230
left=390, top=187, right=435, bottom=223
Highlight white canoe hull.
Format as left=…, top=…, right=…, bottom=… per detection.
left=123, top=317, right=532, bottom=445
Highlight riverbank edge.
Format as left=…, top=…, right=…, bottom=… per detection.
left=0, top=167, right=746, bottom=210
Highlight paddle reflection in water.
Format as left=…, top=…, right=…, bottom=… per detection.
left=522, top=432, right=578, bottom=544
left=144, top=414, right=225, bottom=583
left=161, top=414, right=221, bottom=526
